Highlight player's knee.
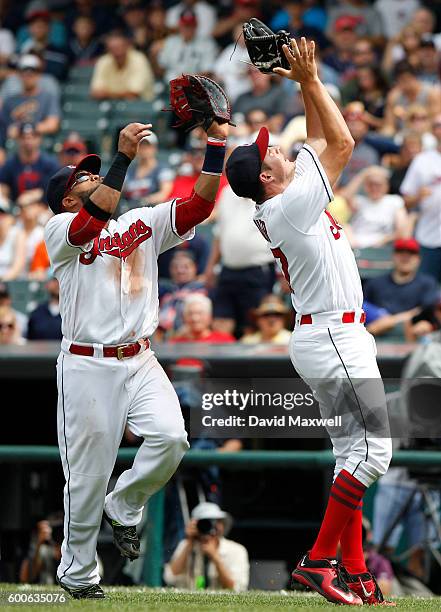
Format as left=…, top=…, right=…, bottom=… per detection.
left=368, top=438, right=393, bottom=481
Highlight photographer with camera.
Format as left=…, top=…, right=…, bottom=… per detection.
left=163, top=502, right=249, bottom=591
left=19, top=514, right=64, bottom=584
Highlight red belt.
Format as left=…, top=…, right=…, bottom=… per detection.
left=69, top=339, right=149, bottom=360
left=299, top=311, right=366, bottom=325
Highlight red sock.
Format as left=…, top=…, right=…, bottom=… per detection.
left=340, top=505, right=368, bottom=574
left=310, top=469, right=366, bottom=560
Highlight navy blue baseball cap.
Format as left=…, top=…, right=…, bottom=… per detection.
left=226, top=127, right=269, bottom=200
left=46, top=154, right=101, bottom=215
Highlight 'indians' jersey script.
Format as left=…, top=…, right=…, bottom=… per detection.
left=45, top=199, right=194, bottom=344
left=254, top=144, right=362, bottom=314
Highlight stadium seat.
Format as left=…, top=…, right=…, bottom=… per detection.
left=6, top=280, right=47, bottom=315
left=354, top=246, right=394, bottom=279
left=67, top=64, right=95, bottom=84
left=61, top=82, right=92, bottom=103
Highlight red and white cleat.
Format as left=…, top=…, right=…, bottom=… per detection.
left=291, top=552, right=363, bottom=605
left=340, top=568, right=396, bottom=606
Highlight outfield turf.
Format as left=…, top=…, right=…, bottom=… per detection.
left=0, top=585, right=440, bottom=611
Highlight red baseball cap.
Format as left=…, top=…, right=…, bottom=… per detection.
left=335, top=15, right=361, bottom=32
left=179, top=9, right=197, bottom=26
left=394, top=238, right=420, bottom=253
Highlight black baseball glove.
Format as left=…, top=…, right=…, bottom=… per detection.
left=243, top=18, right=291, bottom=74
left=168, top=74, right=234, bottom=132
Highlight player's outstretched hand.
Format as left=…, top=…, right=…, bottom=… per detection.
left=118, top=122, right=153, bottom=160
left=207, top=119, right=229, bottom=140
left=273, top=37, right=318, bottom=84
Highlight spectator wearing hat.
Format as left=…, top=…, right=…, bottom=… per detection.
left=58, top=135, right=88, bottom=168
left=90, top=29, right=154, bottom=101
left=382, top=61, right=441, bottom=137
left=122, top=133, right=174, bottom=206
left=0, top=199, right=26, bottom=282
left=18, top=7, right=68, bottom=80
left=171, top=294, right=235, bottom=343
left=164, top=501, right=249, bottom=590
left=204, top=184, right=275, bottom=337
left=340, top=165, right=410, bottom=248
left=0, top=55, right=61, bottom=147
left=158, top=251, right=206, bottom=338
left=326, top=0, right=384, bottom=39
left=0, top=124, right=59, bottom=203
left=322, top=15, right=359, bottom=79
left=242, top=295, right=291, bottom=345
left=0, top=53, right=60, bottom=101
left=27, top=276, right=62, bottom=340
left=415, top=35, right=440, bottom=85
left=400, top=114, right=441, bottom=281
left=364, top=239, right=439, bottom=315
left=158, top=9, right=218, bottom=83
left=166, top=0, right=216, bottom=39
left=0, top=281, right=28, bottom=336
left=338, top=103, right=379, bottom=186
left=66, top=15, right=103, bottom=66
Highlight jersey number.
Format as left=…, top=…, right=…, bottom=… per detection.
left=325, top=210, right=342, bottom=240
left=271, top=247, right=293, bottom=293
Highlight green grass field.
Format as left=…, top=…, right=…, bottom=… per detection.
left=1, top=585, right=440, bottom=611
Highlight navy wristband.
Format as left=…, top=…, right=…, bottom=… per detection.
left=102, top=151, right=131, bottom=192
left=202, top=138, right=227, bottom=176
left=84, top=198, right=111, bottom=221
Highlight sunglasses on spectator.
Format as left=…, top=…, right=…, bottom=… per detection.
left=66, top=170, right=93, bottom=193
left=0, top=322, right=14, bottom=330
left=410, top=114, right=428, bottom=120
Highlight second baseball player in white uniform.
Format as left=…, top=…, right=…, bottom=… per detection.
left=226, top=39, right=393, bottom=606
left=44, top=118, right=230, bottom=598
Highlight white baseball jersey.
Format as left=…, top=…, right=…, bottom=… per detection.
left=44, top=200, right=194, bottom=345
left=253, top=143, right=363, bottom=314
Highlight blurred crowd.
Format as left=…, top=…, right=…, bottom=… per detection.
left=1, top=0, right=441, bottom=344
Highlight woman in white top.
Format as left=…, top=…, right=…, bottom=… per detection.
left=340, top=166, right=411, bottom=249
left=0, top=202, right=26, bottom=281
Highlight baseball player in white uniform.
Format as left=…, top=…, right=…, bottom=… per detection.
left=226, top=39, right=393, bottom=606
left=44, top=118, right=229, bottom=598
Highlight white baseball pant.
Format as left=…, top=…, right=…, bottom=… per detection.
left=289, top=310, right=392, bottom=488
left=56, top=346, right=188, bottom=588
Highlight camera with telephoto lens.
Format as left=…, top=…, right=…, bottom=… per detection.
left=196, top=518, right=218, bottom=537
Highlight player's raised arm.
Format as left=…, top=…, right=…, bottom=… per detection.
left=274, top=38, right=354, bottom=187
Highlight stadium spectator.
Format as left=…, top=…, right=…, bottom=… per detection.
left=322, top=15, right=358, bottom=79
left=18, top=7, right=68, bottom=80
left=382, top=60, right=441, bottom=136
left=234, top=70, right=288, bottom=135
left=212, top=0, right=261, bottom=47
left=19, top=514, right=63, bottom=584
left=399, top=104, right=437, bottom=151
left=166, top=0, right=216, bottom=39
left=122, top=133, right=174, bottom=206
left=0, top=200, right=26, bottom=281
left=214, top=24, right=252, bottom=104
left=0, top=55, right=61, bottom=147
left=15, top=189, right=45, bottom=275
left=205, top=184, right=275, bottom=337
left=0, top=304, right=25, bottom=345
left=0, top=123, right=59, bottom=203
left=340, top=65, right=388, bottom=130
left=164, top=502, right=249, bottom=590
left=339, top=102, right=380, bottom=186
left=158, top=251, right=206, bottom=338
left=281, top=0, right=329, bottom=52
left=364, top=238, right=439, bottom=314
left=363, top=300, right=419, bottom=338
left=0, top=17, right=14, bottom=60
left=90, top=29, right=154, bottom=101
left=400, top=114, right=441, bottom=280
left=168, top=145, right=228, bottom=202
left=64, top=0, right=113, bottom=38
left=158, top=236, right=210, bottom=281
left=415, top=34, right=440, bottom=85
left=412, top=6, right=441, bottom=48
left=27, top=276, right=62, bottom=340
left=119, top=1, right=147, bottom=39
left=0, top=281, right=28, bottom=336
left=157, top=10, right=218, bottom=83
left=340, top=166, right=410, bottom=248
left=29, top=239, right=50, bottom=280
left=326, top=0, right=385, bottom=39
left=171, top=294, right=235, bottom=343
left=58, top=134, right=88, bottom=168
left=0, top=53, right=60, bottom=101
left=388, top=132, right=422, bottom=195
left=66, top=15, right=102, bottom=66
left=242, top=296, right=291, bottom=345
left=374, top=0, right=421, bottom=39
left=382, top=25, right=421, bottom=75
left=404, top=293, right=441, bottom=341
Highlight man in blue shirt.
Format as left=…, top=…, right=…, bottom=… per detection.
left=0, top=123, right=59, bottom=202
left=364, top=239, right=439, bottom=314
left=27, top=276, right=62, bottom=341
